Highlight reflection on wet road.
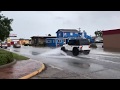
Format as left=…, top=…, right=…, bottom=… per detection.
left=8, top=44, right=120, bottom=79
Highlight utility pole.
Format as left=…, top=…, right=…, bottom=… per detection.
left=78, top=27, right=81, bottom=32
left=77, top=28, right=81, bottom=38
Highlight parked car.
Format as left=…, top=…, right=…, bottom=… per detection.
left=61, top=38, right=91, bottom=56
left=13, top=43, right=21, bottom=48
left=0, top=42, right=8, bottom=49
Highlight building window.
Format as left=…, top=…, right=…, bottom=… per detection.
left=64, top=33, right=66, bottom=36
left=64, top=39, right=66, bottom=42
left=46, top=40, right=51, bottom=43
left=53, top=40, right=55, bottom=43
left=70, top=33, right=73, bottom=36
left=58, top=40, right=61, bottom=43
left=59, top=33, right=61, bottom=36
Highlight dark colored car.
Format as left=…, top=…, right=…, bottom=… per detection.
left=13, top=43, right=21, bottom=48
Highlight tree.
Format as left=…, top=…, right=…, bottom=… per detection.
left=94, top=30, right=103, bottom=37
left=48, top=34, right=51, bottom=36
left=99, top=31, right=103, bottom=37
left=94, top=31, right=97, bottom=37
left=0, top=12, right=13, bottom=41
left=97, top=31, right=100, bottom=36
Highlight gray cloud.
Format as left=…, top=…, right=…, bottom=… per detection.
left=2, top=11, right=120, bottom=39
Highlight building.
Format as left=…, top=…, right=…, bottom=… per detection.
left=46, top=29, right=95, bottom=47
left=10, top=39, right=20, bottom=45
left=56, top=29, right=81, bottom=44
left=46, top=38, right=64, bottom=47
left=102, top=29, right=120, bottom=52
left=31, top=29, right=94, bottom=47
left=31, top=36, right=56, bottom=46
left=19, top=39, right=30, bottom=45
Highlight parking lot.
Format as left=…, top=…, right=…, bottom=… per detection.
left=7, top=43, right=120, bottom=79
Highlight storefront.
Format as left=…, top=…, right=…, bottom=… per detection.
left=102, top=29, right=120, bottom=52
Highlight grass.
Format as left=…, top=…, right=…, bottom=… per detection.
left=12, top=52, right=29, bottom=60
left=0, top=49, right=29, bottom=61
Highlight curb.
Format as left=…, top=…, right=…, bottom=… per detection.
left=19, top=63, right=45, bottom=79
left=0, top=59, right=17, bottom=69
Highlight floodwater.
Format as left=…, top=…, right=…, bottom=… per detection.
left=8, top=44, right=120, bottom=79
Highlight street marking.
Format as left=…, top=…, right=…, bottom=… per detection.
left=49, top=65, right=63, bottom=70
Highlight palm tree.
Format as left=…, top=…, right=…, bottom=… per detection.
left=97, top=30, right=102, bottom=37
left=100, top=31, right=103, bottom=37
left=94, top=31, right=97, bottom=37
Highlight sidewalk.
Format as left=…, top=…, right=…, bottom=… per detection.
left=0, top=59, right=44, bottom=79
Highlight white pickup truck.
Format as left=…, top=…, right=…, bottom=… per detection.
left=61, top=38, right=91, bottom=56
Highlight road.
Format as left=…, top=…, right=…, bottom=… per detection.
left=7, top=44, right=120, bottom=79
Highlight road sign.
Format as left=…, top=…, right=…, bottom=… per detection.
left=9, top=34, right=17, bottom=37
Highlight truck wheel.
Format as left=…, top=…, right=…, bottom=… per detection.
left=83, top=50, right=90, bottom=55
left=72, top=47, right=79, bottom=56
left=61, top=47, right=66, bottom=52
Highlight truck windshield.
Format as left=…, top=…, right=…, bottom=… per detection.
left=68, top=39, right=90, bottom=45
left=80, top=39, right=90, bottom=45
left=68, top=40, right=80, bottom=45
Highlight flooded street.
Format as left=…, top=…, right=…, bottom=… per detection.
left=7, top=44, right=120, bottom=79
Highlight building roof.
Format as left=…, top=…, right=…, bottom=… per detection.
left=102, top=29, right=120, bottom=35
left=19, top=39, right=30, bottom=40
left=56, top=29, right=79, bottom=33
left=31, top=36, right=57, bottom=38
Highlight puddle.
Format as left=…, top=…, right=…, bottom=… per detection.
left=71, top=61, right=90, bottom=69
left=13, top=50, right=20, bottom=52
left=31, top=52, right=40, bottom=55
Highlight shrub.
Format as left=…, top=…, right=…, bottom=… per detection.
left=90, top=43, right=97, bottom=48
left=0, top=51, right=14, bottom=66
left=24, top=44, right=29, bottom=46
left=29, top=44, right=32, bottom=46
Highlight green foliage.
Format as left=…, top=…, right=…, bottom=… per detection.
left=94, top=30, right=103, bottom=37
left=48, top=34, right=51, bottom=36
left=0, top=50, right=14, bottom=65
left=0, top=49, right=29, bottom=65
left=12, top=52, right=29, bottom=60
left=0, top=12, right=13, bottom=41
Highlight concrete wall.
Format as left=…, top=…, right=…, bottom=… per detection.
left=103, top=34, right=120, bottom=52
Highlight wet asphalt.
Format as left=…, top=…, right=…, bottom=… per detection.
left=8, top=44, right=120, bottom=79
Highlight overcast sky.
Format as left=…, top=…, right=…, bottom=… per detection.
left=2, top=11, right=120, bottom=39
